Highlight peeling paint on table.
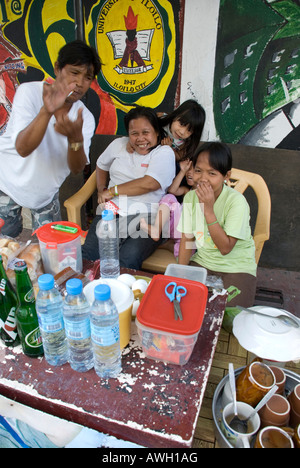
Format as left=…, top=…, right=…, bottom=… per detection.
left=0, top=289, right=227, bottom=448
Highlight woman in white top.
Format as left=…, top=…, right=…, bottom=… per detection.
left=82, top=106, right=175, bottom=269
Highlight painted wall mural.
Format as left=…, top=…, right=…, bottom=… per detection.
left=0, top=0, right=299, bottom=148
left=214, top=0, right=300, bottom=148
left=86, top=0, right=179, bottom=133
left=0, top=0, right=182, bottom=136
left=0, top=28, right=24, bottom=133
left=84, top=0, right=181, bottom=133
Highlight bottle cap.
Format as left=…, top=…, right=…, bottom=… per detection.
left=94, top=284, right=111, bottom=301
left=14, top=260, right=27, bottom=272
left=66, top=278, right=83, bottom=295
left=38, top=273, right=55, bottom=290
left=102, top=209, right=114, bottom=221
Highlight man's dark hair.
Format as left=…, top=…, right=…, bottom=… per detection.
left=56, top=40, right=101, bottom=77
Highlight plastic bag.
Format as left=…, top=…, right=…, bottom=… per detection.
left=0, top=236, right=26, bottom=269
left=222, top=285, right=241, bottom=333
left=0, top=237, right=44, bottom=291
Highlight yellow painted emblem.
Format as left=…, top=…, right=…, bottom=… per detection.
left=87, top=0, right=176, bottom=108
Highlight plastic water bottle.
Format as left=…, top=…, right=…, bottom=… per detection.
left=36, top=274, right=69, bottom=366
left=63, top=278, right=93, bottom=372
left=97, top=209, right=120, bottom=279
left=90, top=284, right=121, bottom=378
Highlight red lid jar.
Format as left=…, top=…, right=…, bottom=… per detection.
left=34, top=221, right=83, bottom=276
left=136, top=275, right=208, bottom=365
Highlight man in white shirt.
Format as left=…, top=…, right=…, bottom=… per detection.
left=0, top=40, right=101, bottom=237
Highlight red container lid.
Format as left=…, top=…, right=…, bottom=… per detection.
left=137, top=275, right=208, bottom=335
left=33, top=221, right=82, bottom=248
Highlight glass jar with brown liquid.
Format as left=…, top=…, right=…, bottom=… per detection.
left=236, top=361, right=275, bottom=407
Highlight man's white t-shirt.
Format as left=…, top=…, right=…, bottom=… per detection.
left=97, top=137, right=175, bottom=215
left=0, top=81, right=95, bottom=209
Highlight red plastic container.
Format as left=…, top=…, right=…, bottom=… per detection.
left=136, top=275, right=208, bottom=365
left=33, top=221, right=84, bottom=275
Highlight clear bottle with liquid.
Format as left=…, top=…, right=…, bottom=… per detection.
left=36, top=274, right=69, bottom=366
left=90, top=284, right=121, bottom=378
left=97, top=209, right=120, bottom=279
left=63, top=278, right=93, bottom=372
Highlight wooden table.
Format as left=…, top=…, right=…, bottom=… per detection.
left=0, top=270, right=227, bottom=448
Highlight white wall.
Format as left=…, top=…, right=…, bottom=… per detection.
left=180, top=0, right=220, bottom=141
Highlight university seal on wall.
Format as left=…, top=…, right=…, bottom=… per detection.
left=88, top=0, right=175, bottom=106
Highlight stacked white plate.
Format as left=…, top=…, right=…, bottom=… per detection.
left=233, top=306, right=300, bottom=362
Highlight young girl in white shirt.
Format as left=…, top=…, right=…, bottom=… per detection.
left=158, top=99, right=206, bottom=162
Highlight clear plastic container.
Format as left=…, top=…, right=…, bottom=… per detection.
left=34, top=222, right=83, bottom=276
left=136, top=318, right=200, bottom=365
left=165, top=264, right=207, bottom=284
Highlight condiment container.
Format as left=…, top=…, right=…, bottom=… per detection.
left=34, top=222, right=83, bottom=276
left=165, top=263, right=207, bottom=284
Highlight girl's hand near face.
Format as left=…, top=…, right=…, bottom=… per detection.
left=195, top=181, right=215, bottom=213
left=195, top=180, right=237, bottom=255
left=161, top=136, right=172, bottom=147
left=179, top=159, right=192, bottom=174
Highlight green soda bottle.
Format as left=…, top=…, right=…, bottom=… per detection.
left=0, top=254, right=19, bottom=346
left=15, top=260, right=43, bottom=357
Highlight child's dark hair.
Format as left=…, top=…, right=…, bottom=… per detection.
left=193, top=141, right=232, bottom=176
left=57, top=40, right=101, bottom=77
left=160, top=99, right=206, bottom=159
left=124, top=106, right=165, bottom=148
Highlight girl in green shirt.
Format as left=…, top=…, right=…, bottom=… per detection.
left=177, top=142, right=257, bottom=307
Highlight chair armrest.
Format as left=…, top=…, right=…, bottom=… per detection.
left=64, top=170, right=97, bottom=228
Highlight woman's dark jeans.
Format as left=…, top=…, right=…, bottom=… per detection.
left=82, top=213, right=162, bottom=270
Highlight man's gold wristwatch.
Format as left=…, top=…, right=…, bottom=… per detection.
left=69, top=141, right=83, bottom=151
